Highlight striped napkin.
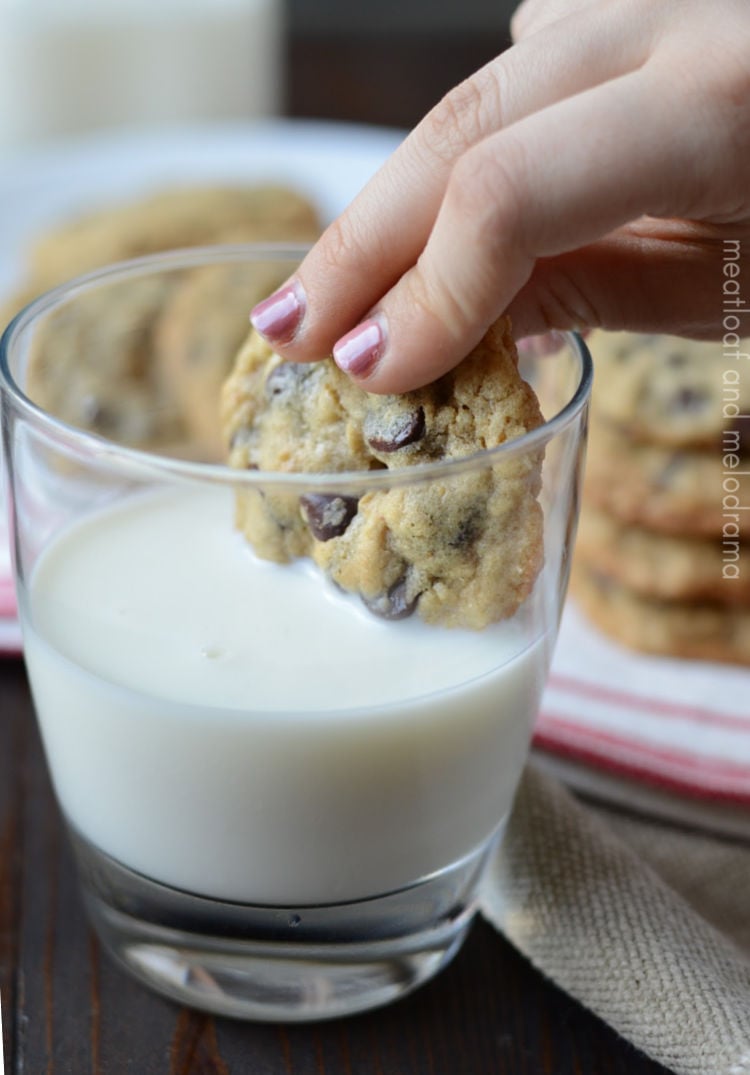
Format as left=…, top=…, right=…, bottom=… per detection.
left=537, top=603, right=750, bottom=835
left=482, top=764, right=750, bottom=1075
left=0, top=514, right=19, bottom=653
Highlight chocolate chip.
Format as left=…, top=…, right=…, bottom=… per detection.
left=655, top=453, right=686, bottom=490
left=448, top=509, right=482, bottom=549
left=300, top=493, right=359, bottom=541
left=265, top=362, right=310, bottom=400
left=365, top=406, right=425, bottom=453
left=80, top=395, right=117, bottom=433
left=670, top=385, right=710, bottom=413
left=665, top=350, right=688, bottom=368
left=587, top=567, right=616, bottom=596
left=362, top=578, right=418, bottom=620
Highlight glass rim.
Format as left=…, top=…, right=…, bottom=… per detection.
left=0, top=242, right=593, bottom=492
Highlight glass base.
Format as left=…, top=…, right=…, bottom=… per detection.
left=70, top=823, right=504, bottom=1021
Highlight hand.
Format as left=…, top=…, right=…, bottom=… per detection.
left=251, top=0, right=750, bottom=393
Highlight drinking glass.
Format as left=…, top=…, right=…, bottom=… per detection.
left=0, top=246, right=591, bottom=1021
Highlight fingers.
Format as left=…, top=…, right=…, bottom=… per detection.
left=251, top=3, right=656, bottom=366
left=507, top=220, right=750, bottom=339
left=511, top=0, right=599, bottom=43
left=328, top=66, right=724, bottom=393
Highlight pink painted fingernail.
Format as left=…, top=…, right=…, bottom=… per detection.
left=333, top=318, right=384, bottom=377
left=250, top=281, right=305, bottom=344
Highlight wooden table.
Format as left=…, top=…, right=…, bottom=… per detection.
left=1, top=26, right=675, bottom=1075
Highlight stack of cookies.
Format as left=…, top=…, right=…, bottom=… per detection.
left=573, top=331, right=750, bottom=665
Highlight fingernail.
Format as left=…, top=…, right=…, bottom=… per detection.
left=333, top=318, right=385, bottom=377
left=250, top=281, right=305, bottom=344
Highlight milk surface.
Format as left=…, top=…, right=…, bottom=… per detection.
left=21, top=486, right=548, bottom=903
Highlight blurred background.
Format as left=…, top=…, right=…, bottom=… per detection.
left=287, top=0, right=514, bottom=127
left=0, top=0, right=517, bottom=155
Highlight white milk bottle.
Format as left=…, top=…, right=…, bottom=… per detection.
left=0, top=0, right=283, bottom=153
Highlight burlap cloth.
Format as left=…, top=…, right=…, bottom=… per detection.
left=481, top=765, right=750, bottom=1075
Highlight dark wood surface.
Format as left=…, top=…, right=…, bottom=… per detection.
left=1, top=27, right=674, bottom=1075
left=286, top=30, right=511, bottom=130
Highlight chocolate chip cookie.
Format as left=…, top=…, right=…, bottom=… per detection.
left=27, top=185, right=320, bottom=292
left=571, top=561, right=750, bottom=665
left=221, top=318, right=545, bottom=629
left=589, top=330, right=750, bottom=449
left=13, top=184, right=321, bottom=452
left=26, top=275, right=185, bottom=448
left=154, top=259, right=290, bottom=460
left=585, top=416, right=748, bottom=536
left=576, top=503, right=750, bottom=605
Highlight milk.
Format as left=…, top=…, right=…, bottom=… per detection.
left=0, top=0, right=281, bottom=153
left=20, top=486, right=547, bottom=904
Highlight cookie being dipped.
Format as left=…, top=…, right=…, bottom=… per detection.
left=221, top=317, right=545, bottom=629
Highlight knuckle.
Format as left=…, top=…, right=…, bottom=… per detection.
left=533, top=265, right=602, bottom=331
left=411, top=260, right=470, bottom=339
left=446, top=136, right=530, bottom=250
left=421, top=82, right=484, bottom=164
left=416, top=66, right=504, bottom=167
left=317, top=215, right=371, bottom=275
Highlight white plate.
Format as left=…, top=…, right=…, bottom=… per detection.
left=0, top=118, right=406, bottom=655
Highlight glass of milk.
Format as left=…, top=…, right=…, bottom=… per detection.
left=0, top=246, right=592, bottom=1021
